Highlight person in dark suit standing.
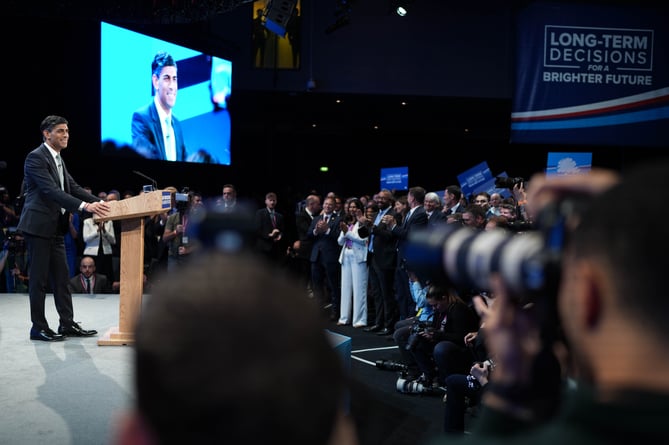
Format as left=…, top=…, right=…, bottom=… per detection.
left=254, top=191, right=285, bottom=264
left=442, top=185, right=465, bottom=216
left=359, top=189, right=400, bottom=334
left=69, top=255, right=113, bottom=294
left=18, top=115, right=111, bottom=341
left=308, top=196, right=341, bottom=320
left=290, top=194, right=321, bottom=296
left=384, top=186, right=428, bottom=325
left=131, top=51, right=187, bottom=161
left=425, top=191, right=447, bottom=226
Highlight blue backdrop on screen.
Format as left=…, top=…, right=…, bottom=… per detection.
left=511, top=2, right=669, bottom=147
left=101, top=22, right=232, bottom=165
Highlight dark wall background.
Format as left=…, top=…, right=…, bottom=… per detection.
left=2, top=0, right=666, bottom=212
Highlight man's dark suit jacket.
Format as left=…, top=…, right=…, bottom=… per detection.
left=131, top=102, right=187, bottom=161
left=358, top=208, right=398, bottom=269
left=294, top=208, right=315, bottom=260
left=17, top=144, right=99, bottom=238
left=69, top=273, right=112, bottom=294
left=307, top=213, right=341, bottom=263
left=254, top=207, right=285, bottom=255
left=391, top=206, right=428, bottom=261
left=428, top=210, right=447, bottom=226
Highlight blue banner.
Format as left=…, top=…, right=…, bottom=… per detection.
left=381, top=166, right=409, bottom=191
left=456, top=161, right=493, bottom=198
left=511, top=2, right=669, bottom=147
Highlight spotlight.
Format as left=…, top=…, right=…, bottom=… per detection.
left=392, top=0, right=414, bottom=17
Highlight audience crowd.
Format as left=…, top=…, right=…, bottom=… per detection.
left=6, top=166, right=651, bottom=444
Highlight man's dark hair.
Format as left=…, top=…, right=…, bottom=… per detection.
left=40, top=115, right=68, bottom=134
left=151, top=51, right=176, bottom=77
left=446, top=185, right=462, bottom=201
left=464, top=204, right=486, bottom=221
left=409, top=186, right=426, bottom=205
left=134, top=251, right=348, bottom=444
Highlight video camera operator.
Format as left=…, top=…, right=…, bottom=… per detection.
left=424, top=159, right=669, bottom=445
left=163, top=188, right=202, bottom=271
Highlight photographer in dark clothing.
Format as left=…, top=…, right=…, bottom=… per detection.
left=425, top=160, right=669, bottom=445
left=408, top=285, right=479, bottom=388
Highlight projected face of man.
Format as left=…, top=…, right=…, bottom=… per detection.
left=153, top=65, right=178, bottom=114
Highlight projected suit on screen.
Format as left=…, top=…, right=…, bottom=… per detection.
left=131, top=51, right=187, bottom=161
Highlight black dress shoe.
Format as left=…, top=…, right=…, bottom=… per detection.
left=58, top=322, right=98, bottom=337
left=30, top=329, right=65, bottom=342
left=363, top=324, right=381, bottom=333
left=376, top=328, right=393, bottom=336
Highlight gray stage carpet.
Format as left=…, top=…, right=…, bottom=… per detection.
left=0, top=293, right=134, bottom=445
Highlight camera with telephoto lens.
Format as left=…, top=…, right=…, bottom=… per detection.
left=396, top=373, right=439, bottom=395
left=405, top=320, right=434, bottom=351
left=402, top=197, right=587, bottom=306
left=495, top=176, right=525, bottom=189
left=396, top=376, right=428, bottom=394
left=375, top=360, right=409, bottom=372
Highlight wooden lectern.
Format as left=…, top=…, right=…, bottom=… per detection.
left=94, top=190, right=172, bottom=346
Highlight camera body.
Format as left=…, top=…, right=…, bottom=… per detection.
left=495, top=176, right=524, bottom=189
left=175, top=188, right=190, bottom=212
left=3, top=230, right=25, bottom=253
left=405, top=320, right=434, bottom=351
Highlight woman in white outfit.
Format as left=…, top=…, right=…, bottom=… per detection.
left=337, top=198, right=369, bottom=327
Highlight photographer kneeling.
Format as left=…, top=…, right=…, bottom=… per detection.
left=405, top=284, right=479, bottom=389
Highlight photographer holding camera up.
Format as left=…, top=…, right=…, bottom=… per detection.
left=163, top=189, right=202, bottom=271
left=424, top=159, right=669, bottom=445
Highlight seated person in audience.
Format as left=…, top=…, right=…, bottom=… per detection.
left=69, top=255, right=113, bottom=294
left=113, top=249, right=358, bottom=445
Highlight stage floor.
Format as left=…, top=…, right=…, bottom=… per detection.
left=0, top=292, right=448, bottom=445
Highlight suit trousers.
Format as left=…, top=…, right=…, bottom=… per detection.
left=369, top=253, right=399, bottom=329
left=24, top=233, right=74, bottom=330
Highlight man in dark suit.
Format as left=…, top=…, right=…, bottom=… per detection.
left=290, top=194, right=321, bottom=295
left=131, top=51, right=187, bottom=161
left=359, top=189, right=400, bottom=335
left=18, top=115, right=111, bottom=341
left=425, top=191, right=447, bottom=226
left=386, top=186, right=428, bottom=324
left=69, top=255, right=113, bottom=294
left=442, top=185, right=466, bottom=216
left=254, top=192, right=285, bottom=264
left=307, top=196, right=341, bottom=320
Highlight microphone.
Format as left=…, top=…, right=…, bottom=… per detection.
left=132, top=170, right=158, bottom=191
